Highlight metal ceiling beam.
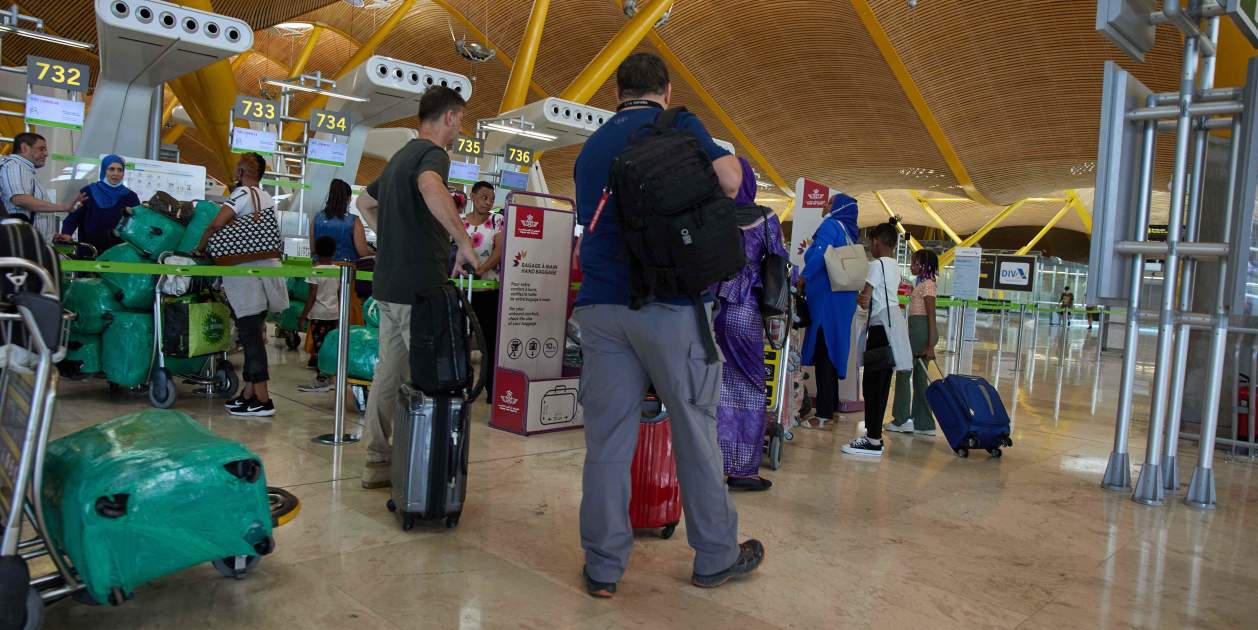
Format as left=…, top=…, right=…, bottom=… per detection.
left=170, top=0, right=244, bottom=174
left=850, top=0, right=994, bottom=205
left=875, top=191, right=923, bottom=252
left=429, top=0, right=548, bottom=99
left=939, top=199, right=1030, bottom=266
left=912, top=191, right=963, bottom=244
left=560, top=0, right=673, bottom=104
left=282, top=0, right=418, bottom=143
left=289, top=24, right=325, bottom=79
left=1015, top=201, right=1072, bottom=256
left=501, top=0, right=551, bottom=113
left=1068, top=189, right=1092, bottom=234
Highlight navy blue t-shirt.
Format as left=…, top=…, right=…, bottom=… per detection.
left=573, top=107, right=730, bottom=307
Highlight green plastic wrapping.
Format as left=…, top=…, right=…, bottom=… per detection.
left=287, top=276, right=310, bottom=302
left=162, top=300, right=231, bottom=357
left=162, top=354, right=208, bottom=376
left=271, top=301, right=304, bottom=332
left=362, top=297, right=379, bottom=328
left=102, top=311, right=154, bottom=388
left=66, top=333, right=102, bottom=374
left=317, top=326, right=379, bottom=380
left=63, top=278, right=120, bottom=334
left=97, top=244, right=156, bottom=310
left=115, top=205, right=187, bottom=257
left=175, top=200, right=219, bottom=255
left=41, top=410, right=273, bottom=603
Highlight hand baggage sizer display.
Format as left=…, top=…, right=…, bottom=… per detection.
left=389, top=273, right=488, bottom=530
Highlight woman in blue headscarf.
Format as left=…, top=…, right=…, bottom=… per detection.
left=57, top=154, right=139, bottom=255
left=801, top=193, right=860, bottom=424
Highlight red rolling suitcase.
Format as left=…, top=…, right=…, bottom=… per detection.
left=630, top=397, right=682, bottom=539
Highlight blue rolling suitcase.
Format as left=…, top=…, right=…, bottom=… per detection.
left=923, top=362, right=1013, bottom=458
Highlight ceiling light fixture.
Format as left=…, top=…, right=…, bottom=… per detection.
left=262, top=78, right=368, bottom=102
left=0, top=25, right=93, bottom=50
left=623, top=0, right=672, bottom=28
left=481, top=122, right=558, bottom=142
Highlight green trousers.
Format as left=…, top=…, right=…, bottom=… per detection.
left=892, top=315, right=935, bottom=430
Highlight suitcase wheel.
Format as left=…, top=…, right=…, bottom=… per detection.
left=445, top=514, right=460, bottom=529
left=660, top=523, right=678, bottom=540
left=1001, top=436, right=1013, bottom=447
left=211, top=555, right=259, bottom=579
left=402, top=516, right=415, bottom=531
left=285, top=330, right=301, bottom=350
left=386, top=499, right=396, bottom=513
left=988, top=448, right=1003, bottom=459
left=955, top=448, right=969, bottom=458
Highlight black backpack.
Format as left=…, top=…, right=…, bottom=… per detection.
left=609, top=107, right=746, bottom=362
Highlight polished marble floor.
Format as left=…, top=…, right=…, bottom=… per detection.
left=37, top=315, right=1258, bottom=629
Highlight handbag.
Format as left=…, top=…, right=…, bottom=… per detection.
left=823, top=225, right=868, bottom=292
left=756, top=207, right=791, bottom=317
left=861, top=259, right=896, bottom=371
left=206, top=187, right=282, bottom=265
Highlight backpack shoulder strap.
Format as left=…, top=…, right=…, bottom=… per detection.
left=655, top=106, right=689, bottom=131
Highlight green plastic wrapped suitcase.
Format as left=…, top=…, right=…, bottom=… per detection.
left=40, top=410, right=274, bottom=604
left=162, top=299, right=231, bottom=357
left=272, top=301, right=304, bottom=331
left=65, top=333, right=102, bottom=374
left=102, top=311, right=154, bottom=388
left=287, top=276, right=310, bottom=302
left=363, top=297, right=380, bottom=328
left=97, top=244, right=156, bottom=310
left=115, top=205, right=187, bottom=257
left=318, top=325, right=379, bottom=380
left=175, top=200, right=220, bottom=255
left=63, top=278, right=120, bottom=334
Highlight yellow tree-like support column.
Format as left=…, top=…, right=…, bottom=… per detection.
left=1067, top=189, right=1092, bottom=234
left=169, top=0, right=245, bottom=174
left=911, top=191, right=963, bottom=244
left=559, top=0, right=674, bottom=104
left=939, top=199, right=1031, bottom=266
left=500, top=0, right=551, bottom=113
left=874, top=191, right=923, bottom=252
left=289, top=25, right=325, bottom=79
left=1015, top=201, right=1073, bottom=256
left=281, top=0, right=418, bottom=143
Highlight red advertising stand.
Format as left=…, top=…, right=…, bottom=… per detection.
left=489, top=192, right=584, bottom=436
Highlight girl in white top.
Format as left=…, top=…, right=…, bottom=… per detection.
left=844, top=221, right=909, bottom=458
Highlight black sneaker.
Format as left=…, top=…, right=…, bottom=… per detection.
left=691, top=539, right=765, bottom=588
left=841, top=435, right=884, bottom=457
left=229, top=398, right=275, bottom=417
left=223, top=395, right=247, bottom=410
left=582, top=566, right=617, bottom=599
left=727, top=477, right=773, bottom=492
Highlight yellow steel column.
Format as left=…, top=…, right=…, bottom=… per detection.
left=874, top=191, right=923, bottom=252
left=912, top=192, right=963, bottom=243
left=560, top=0, right=673, bottom=104
left=290, top=25, right=325, bottom=79
left=282, top=0, right=418, bottom=143
left=430, top=1, right=547, bottom=99
left=501, top=0, right=551, bottom=113
left=940, top=199, right=1029, bottom=266
left=1015, top=201, right=1072, bottom=256
left=1067, top=189, right=1092, bottom=234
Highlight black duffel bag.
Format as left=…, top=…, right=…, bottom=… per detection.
left=409, top=276, right=487, bottom=401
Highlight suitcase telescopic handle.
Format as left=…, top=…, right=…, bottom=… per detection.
left=922, top=358, right=946, bottom=380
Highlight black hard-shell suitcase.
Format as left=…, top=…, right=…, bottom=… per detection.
left=0, top=219, right=60, bottom=302
left=386, top=385, right=469, bottom=530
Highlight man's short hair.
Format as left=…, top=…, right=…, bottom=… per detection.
left=418, top=86, right=466, bottom=123
left=471, top=181, right=494, bottom=195
left=616, top=53, right=670, bottom=99
left=13, top=132, right=44, bottom=154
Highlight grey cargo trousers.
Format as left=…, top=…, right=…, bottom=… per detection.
left=574, top=303, right=740, bottom=583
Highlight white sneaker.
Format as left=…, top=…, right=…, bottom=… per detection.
left=887, top=421, right=915, bottom=433
left=914, top=429, right=937, bottom=437
left=841, top=436, right=884, bottom=457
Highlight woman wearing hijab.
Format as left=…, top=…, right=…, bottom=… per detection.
left=801, top=193, right=861, bottom=425
left=714, top=157, right=792, bottom=491
left=56, top=154, right=139, bottom=254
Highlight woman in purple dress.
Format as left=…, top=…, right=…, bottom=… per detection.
left=715, top=157, right=791, bottom=492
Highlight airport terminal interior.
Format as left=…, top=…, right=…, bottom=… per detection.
left=2, top=1, right=1258, bottom=629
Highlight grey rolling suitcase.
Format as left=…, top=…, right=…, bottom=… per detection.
left=386, top=385, right=471, bottom=530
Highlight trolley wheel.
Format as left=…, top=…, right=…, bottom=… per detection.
left=107, top=587, right=127, bottom=606
left=767, top=434, right=783, bottom=471
left=445, top=515, right=460, bottom=529
left=23, top=586, right=43, bottom=630
left=956, top=448, right=969, bottom=458
left=386, top=499, right=396, bottom=513
left=148, top=369, right=177, bottom=409
left=268, top=487, right=301, bottom=528
left=784, top=430, right=794, bottom=442
left=106, top=382, right=120, bottom=394
left=402, top=516, right=415, bottom=531
left=285, top=330, right=301, bottom=350
left=211, top=555, right=259, bottom=579
left=660, top=523, right=677, bottom=540
left=214, top=365, right=239, bottom=396
left=990, top=448, right=1003, bottom=459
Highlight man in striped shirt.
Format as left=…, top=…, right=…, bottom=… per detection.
left=0, top=132, right=84, bottom=223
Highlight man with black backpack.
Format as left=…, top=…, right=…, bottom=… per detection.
left=572, top=53, right=763, bottom=598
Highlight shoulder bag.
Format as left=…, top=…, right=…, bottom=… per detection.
left=861, top=259, right=896, bottom=371
left=756, top=207, right=791, bottom=317
left=207, top=187, right=282, bottom=265
left=823, top=224, right=868, bottom=292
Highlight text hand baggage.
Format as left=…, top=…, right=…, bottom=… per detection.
left=923, top=361, right=1013, bottom=458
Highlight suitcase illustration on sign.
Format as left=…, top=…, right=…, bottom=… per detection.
left=630, top=397, right=681, bottom=539
left=540, top=385, right=578, bottom=425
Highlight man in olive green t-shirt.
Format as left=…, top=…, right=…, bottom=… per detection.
left=355, top=86, right=480, bottom=488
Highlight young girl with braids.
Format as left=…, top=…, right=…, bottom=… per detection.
left=888, top=248, right=940, bottom=435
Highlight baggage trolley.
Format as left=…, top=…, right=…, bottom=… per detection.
left=0, top=258, right=80, bottom=626
left=764, top=314, right=795, bottom=472
left=147, top=258, right=239, bottom=409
